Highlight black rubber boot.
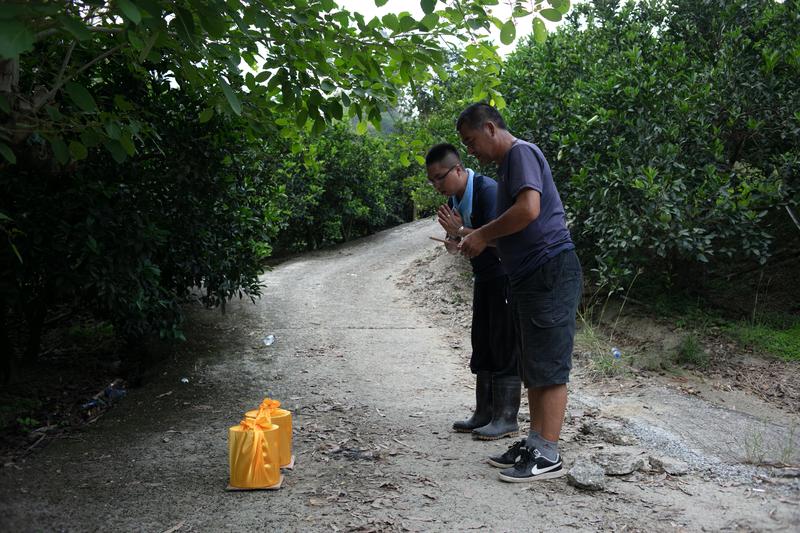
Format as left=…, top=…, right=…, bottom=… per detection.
left=472, top=374, right=521, bottom=440
left=453, top=371, right=492, bottom=432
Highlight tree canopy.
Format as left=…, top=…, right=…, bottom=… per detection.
left=501, top=0, right=799, bottom=288
left=0, top=1, right=572, bottom=381
left=0, top=0, right=571, bottom=165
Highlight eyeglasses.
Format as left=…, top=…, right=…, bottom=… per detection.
left=428, top=164, right=459, bottom=184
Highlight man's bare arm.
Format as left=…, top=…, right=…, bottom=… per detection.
left=459, top=189, right=541, bottom=257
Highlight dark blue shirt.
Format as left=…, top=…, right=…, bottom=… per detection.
left=496, top=140, right=574, bottom=281
left=449, top=174, right=505, bottom=282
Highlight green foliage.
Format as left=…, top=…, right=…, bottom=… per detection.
left=732, top=321, right=800, bottom=362
left=16, top=416, right=39, bottom=429
left=673, top=333, right=709, bottom=368
left=392, top=65, right=494, bottom=217
left=408, top=177, right=443, bottom=219
left=575, top=317, right=629, bottom=379
left=391, top=119, right=443, bottom=218
left=270, top=123, right=410, bottom=252
left=501, top=0, right=800, bottom=290
left=585, top=350, right=629, bottom=378
left=67, top=322, right=115, bottom=343
left=0, top=395, right=40, bottom=429
left=1, top=1, right=577, bottom=375
left=1, top=42, right=283, bottom=346
left=0, top=0, right=558, bottom=168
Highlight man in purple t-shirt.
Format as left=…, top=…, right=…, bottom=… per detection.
left=457, top=103, right=583, bottom=483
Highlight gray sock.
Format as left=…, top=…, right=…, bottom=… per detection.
left=526, top=430, right=559, bottom=461
left=526, top=430, right=543, bottom=450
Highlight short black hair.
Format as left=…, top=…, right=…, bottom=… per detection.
left=456, top=102, right=507, bottom=131
left=425, top=143, right=461, bottom=167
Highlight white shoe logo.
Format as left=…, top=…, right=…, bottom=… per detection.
left=530, top=462, right=560, bottom=476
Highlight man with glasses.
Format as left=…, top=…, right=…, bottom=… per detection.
left=456, top=103, right=582, bottom=483
left=425, top=143, right=521, bottom=441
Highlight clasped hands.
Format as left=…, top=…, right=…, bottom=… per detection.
left=436, top=204, right=487, bottom=258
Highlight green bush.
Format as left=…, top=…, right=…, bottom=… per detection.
left=271, top=124, right=411, bottom=253
left=673, top=333, right=709, bottom=368
left=502, top=0, right=799, bottom=290
left=392, top=72, right=491, bottom=218
left=1, top=49, right=424, bottom=378
left=0, top=78, right=281, bottom=370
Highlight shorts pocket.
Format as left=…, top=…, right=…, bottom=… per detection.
left=528, top=293, right=569, bottom=328
left=513, top=285, right=561, bottom=329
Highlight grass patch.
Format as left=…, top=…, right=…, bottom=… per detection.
left=633, top=350, right=674, bottom=373
left=0, top=394, right=43, bottom=430
left=779, top=424, right=798, bottom=465
left=741, top=427, right=767, bottom=464
left=67, top=321, right=115, bottom=343
left=630, top=282, right=800, bottom=363
left=647, top=291, right=728, bottom=330
left=576, top=316, right=629, bottom=379
left=586, top=351, right=629, bottom=378
left=730, top=321, right=800, bottom=362
left=738, top=421, right=799, bottom=465
left=673, top=333, right=709, bottom=368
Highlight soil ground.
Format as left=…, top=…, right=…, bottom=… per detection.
left=1, top=219, right=798, bottom=532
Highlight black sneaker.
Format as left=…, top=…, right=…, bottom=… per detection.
left=487, top=439, right=527, bottom=468
left=498, top=448, right=564, bottom=482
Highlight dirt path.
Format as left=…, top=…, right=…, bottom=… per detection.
left=1, top=219, right=798, bottom=532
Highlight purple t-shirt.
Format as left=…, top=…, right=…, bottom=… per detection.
left=496, top=140, right=574, bottom=281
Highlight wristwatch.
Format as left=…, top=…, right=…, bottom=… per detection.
left=457, top=225, right=465, bottom=236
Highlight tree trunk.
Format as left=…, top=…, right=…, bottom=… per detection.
left=0, top=58, right=19, bottom=93
left=0, top=304, right=16, bottom=386
left=24, top=298, right=47, bottom=363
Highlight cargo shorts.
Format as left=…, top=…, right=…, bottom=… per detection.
left=510, top=249, right=582, bottom=388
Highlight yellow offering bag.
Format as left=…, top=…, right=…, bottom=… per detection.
left=246, top=398, right=292, bottom=467
left=228, top=407, right=281, bottom=489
